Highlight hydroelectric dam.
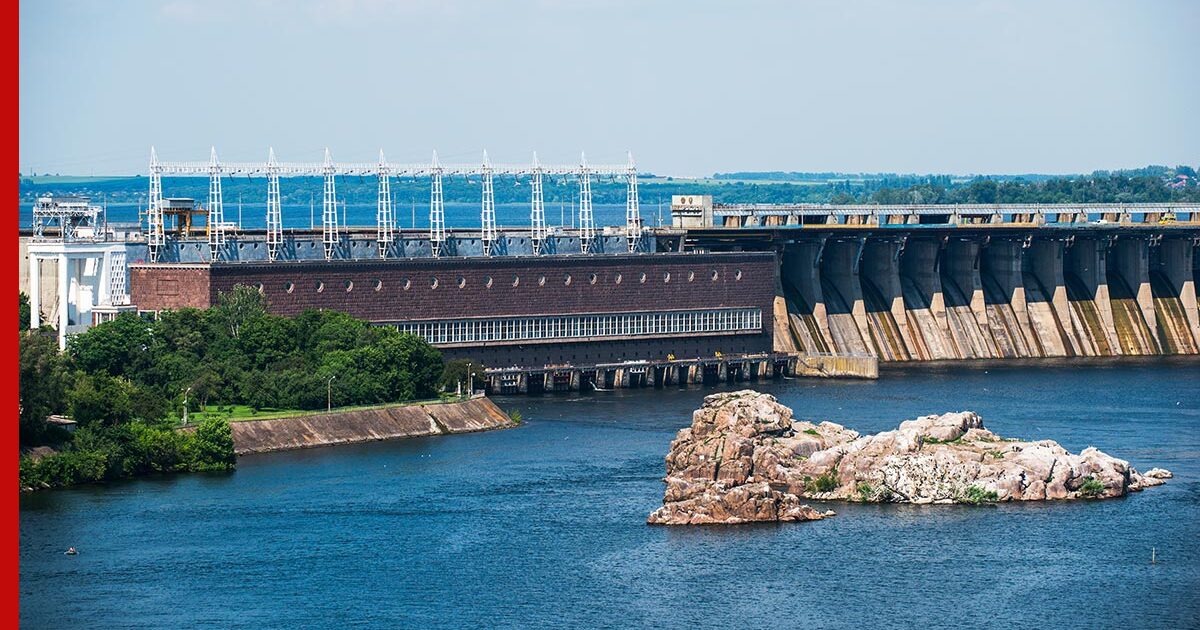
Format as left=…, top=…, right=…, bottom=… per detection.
left=21, top=148, right=1200, bottom=393
left=670, top=196, right=1200, bottom=361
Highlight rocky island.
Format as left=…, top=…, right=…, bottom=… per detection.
left=648, top=390, right=1171, bottom=525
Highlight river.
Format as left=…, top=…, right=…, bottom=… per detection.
left=18, top=359, right=1200, bottom=628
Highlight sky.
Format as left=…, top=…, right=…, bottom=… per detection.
left=19, top=0, right=1200, bottom=177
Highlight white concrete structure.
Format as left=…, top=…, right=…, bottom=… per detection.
left=28, top=241, right=131, bottom=348
left=27, top=195, right=132, bottom=349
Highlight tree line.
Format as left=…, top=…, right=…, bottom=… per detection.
left=19, top=286, right=476, bottom=490
left=21, top=165, right=1198, bottom=207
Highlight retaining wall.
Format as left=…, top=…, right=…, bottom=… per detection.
left=230, top=396, right=515, bottom=455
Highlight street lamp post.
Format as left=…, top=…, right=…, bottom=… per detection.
left=467, top=362, right=473, bottom=398
left=327, top=375, right=337, bottom=412
left=182, top=387, right=192, bottom=426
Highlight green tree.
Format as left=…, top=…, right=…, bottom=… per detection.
left=296, top=309, right=368, bottom=356
left=237, top=315, right=298, bottom=369
left=440, top=358, right=488, bottom=392
left=186, top=367, right=224, bottom=409
left=19, top=292, right=31, bottom=331
left=213, top=285, right=267, bottom=339
left=319, top=348, right=389, bottom=406
left=19, top=331, right=69, bottom=445
left=963, top=178, right=999, bottom=204
left=190, top=417, right=235, bottom=471
left=153, top=308, right=210, bottom=358
left=69, top=372, right=136, bottom=427
left=66, top=312, right=156, bottom=379
left=377, top=332, right=443, bottom=400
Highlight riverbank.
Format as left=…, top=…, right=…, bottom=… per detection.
left=230, top=395, right=517, bottom=455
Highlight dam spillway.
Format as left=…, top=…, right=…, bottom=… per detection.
left=673, top=199, right=1200, bottom=363
left=725, top=231, right=1197, bottom=361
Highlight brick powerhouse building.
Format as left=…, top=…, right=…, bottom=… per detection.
left=129, top=252, right=778, bottom=372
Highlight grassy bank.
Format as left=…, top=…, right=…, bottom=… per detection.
left=181, top=396, right=462, bottom=424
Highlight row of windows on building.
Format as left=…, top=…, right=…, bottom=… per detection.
left=266, top=268, right=746, bottom=295
left=391, top=308, right=762, bottom=346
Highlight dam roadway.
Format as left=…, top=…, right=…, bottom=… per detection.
left=663, top=199, right=1200, bottom=362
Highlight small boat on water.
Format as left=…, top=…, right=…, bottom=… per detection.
left=65, top=547, right=78, bottom=556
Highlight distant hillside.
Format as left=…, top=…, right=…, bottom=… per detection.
left=19, top=165, right=1199, bottom=205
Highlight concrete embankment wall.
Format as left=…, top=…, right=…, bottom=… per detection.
left=231, top=397, right=515, bottom=455
left=778, top=235, right=1200, bottom=362
left=793, top=354, right=879, bottom=379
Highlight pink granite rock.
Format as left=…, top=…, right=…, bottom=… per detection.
left=649, top=391, right=1170, bottom=524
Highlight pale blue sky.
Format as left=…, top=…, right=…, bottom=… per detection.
left=19, top=0, right=1199, bottom=176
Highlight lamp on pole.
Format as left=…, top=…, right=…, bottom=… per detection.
left=182, top=387, right=192, bottom=426
left=327, top=375, right=337, bottom=412
left=467, top=362, right=473, bottom=398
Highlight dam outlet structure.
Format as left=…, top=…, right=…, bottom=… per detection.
left=672, top=196, right=1200, bottom=362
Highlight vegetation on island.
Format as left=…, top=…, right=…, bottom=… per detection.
left=804, top=471, right=840, bottom=494
left=959, top=485, right=1000, bottom=505
left=1078, top=477, right=1105, bottom=498
left=19, top=286, right=476, bottom=491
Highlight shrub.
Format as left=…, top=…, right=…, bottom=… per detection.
left=19, top=418, right=236, bottom=491
left=508, top=409, right=523, bottom=425
left=806, top=471, right=839, bottom=494
left=20, top=450, right=108, bottom=489
left=19, top=456, right=44, bottom=488
left=189, top=417, right=236, bottom=471
left=960, top=485, right=999, bottom=505
left=1079, top=477, right=1105, bottom=498
left=803, top=428, right=820, bottom=436
left=855, top=482, right=873, bottom=501
left=69, top=373, right=136, bottom=427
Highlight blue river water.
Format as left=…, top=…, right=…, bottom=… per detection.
left=18, top=359, right=1200, bottom=629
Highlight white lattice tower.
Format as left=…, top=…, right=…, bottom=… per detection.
left=530, top=152, right=546, bottom=256
left=377, top=149, right=394, bottom=259
left=625, top=151, right=642, bottom=252
left=430, top=151, right=446, bottom=258
left=480, top=150, right=497, bottom=256
left=578, top=152, right=595, bottom=254
left=322, top=148, right=339, bottom=260
left=147, top=147, right=164, bottom=262
left=266, top=148, right=283, bottom=262
left=207, top=147, right=226, bottom=261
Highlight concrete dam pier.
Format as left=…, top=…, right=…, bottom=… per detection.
left=669, top=198, right=1200, bottom=363
left=774, top=233, right=1199, bottom=361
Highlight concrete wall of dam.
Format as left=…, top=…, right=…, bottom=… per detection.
left=775, top=234, right=1200, bottom=361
